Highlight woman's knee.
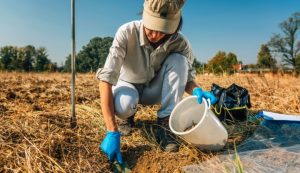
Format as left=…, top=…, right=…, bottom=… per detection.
left=164, top=53, right=188, bottom=70
left=113, top=86, right=139, bottom=119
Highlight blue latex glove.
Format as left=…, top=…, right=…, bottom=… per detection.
left=192, top=87, right=217, bottom=105
left=100, top=131, right=123, bottom=164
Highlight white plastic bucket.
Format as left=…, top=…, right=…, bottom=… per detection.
left=169, top=96, right=228, bottom=151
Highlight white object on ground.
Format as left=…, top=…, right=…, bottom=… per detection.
left=259, top=111, right=300, bottom=121
left=169, top=96, right=228, bottom=151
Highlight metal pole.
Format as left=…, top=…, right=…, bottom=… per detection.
left=70, top=0, right=77, bottom=128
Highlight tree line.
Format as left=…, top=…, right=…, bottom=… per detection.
left=63, top=37, right=113, bottom=72
left=1, top=12, right=299, bottom=74
left=0, top=45, right=58, bottom=72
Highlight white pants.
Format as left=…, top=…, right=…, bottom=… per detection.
left=113, top=53, right=189, bottom=119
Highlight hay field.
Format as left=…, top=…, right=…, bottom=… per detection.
left=0, top=72, right=299, bottom=172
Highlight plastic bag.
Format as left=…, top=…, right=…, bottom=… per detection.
left=183, top=113, right=300, bottom=173
left=211, top=83, right=251, bottom=122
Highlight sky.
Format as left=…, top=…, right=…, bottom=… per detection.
left=0, top=0, right=300, bottom=65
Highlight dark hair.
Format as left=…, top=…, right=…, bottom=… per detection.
left=175, top=16, right=183, bottom=33
left=167, top=16, right=182, bottom=39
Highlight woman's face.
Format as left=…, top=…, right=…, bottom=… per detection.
left=144, top=27, right=166, bottom=43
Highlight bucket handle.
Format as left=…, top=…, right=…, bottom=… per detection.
left=206, top=98, right=211, bottom=110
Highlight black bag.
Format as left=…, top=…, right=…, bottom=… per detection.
left=211, top=83, right=251, bottom=123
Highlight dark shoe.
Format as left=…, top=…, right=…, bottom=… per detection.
left=157, top=116, right=179, bottom=152
left=117, top=115, right=135, bottom=136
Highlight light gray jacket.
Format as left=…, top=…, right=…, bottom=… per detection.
left=96, top=20, right=196, bottom=85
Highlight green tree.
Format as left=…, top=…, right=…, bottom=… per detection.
left=248, top=64, right=258, bottom=69
left=20, top=45, right=35, bottom=72
left=226, top=52, right=238, bottom=73
left=63, top=54, right=72, bottom=72
left=257, top=44, right=277, bottom=69
left=207, top=51, right=238, bottom=74
left=268, top=12, right=300, bottom=70
left=0, top=45, right=54, bottom=72
left=34, top=47, right=50, bottom=72
left=64, top=37, right=113, bottom=72
left=0, top=46, right=13, bottom=70
left=192, top=58, right=206, bottom=74
left=47, top=62, right=58, bottom=72
left=296, top=54, right=300, bottom=73
left=0, top=46, right=19, bottom=71
left=0, top=63, right=3, bottom=70
left=208, top=51, right=227, bottom=74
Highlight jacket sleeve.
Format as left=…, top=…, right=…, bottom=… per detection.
left=179, top=34, right=196, bottom=82
left=96, top=24, right=128, bottom=85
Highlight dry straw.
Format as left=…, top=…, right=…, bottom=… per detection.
left=0, top=72, right=299, bottom=172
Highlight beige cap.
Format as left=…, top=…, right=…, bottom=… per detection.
left=142, top=0, right=185, bottom=34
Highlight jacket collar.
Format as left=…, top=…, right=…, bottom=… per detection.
left=139, top=22, right=149, bottom=47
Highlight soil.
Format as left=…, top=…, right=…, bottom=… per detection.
left=0, top=72, right=299, bottom=172
left=184, top=121, right=197, bottom=132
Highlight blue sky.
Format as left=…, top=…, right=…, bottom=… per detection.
left=0, top=0, right=299, bottom=65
